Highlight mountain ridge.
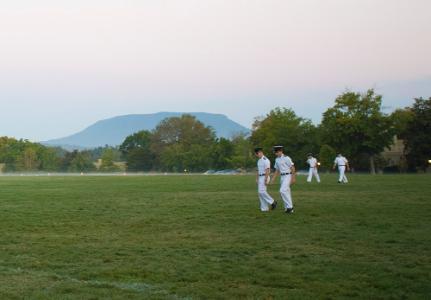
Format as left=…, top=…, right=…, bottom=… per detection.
left=43, top=112, right=250, bottom=149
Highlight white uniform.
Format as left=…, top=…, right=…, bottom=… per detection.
left=257, top=156, right=275, bottom=211
left=306, top=157, right=320, bottom=183
left=275, top=155, right=294, bottom=209
left=334, top=156, right=349, bottom=183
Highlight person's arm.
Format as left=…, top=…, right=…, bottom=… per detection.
left=290, top=165, right=296, bottom=184
left=346, top=160, right=350, bottom=171
left=332, top=159, right=337, bottom=170
left=264, top=168, right=271, bottom=185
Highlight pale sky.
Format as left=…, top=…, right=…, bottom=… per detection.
left=1, top=0, right=430, bottom=141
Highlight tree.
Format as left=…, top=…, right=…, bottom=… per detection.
left=159, top=144, right=185, bottom=173
left=251, top=108, right=319, bottom=169
left=320, top=89, right=394, bottom=174
left=88, top=146, right=122, bottom=162
left=120, top=131, right=154, bottom=171
left=16, top=147, right=40, bottom=171
left=0, top=137, right=65, bottom=172
left=319, top=144, right=336, bottom=172
left=38, top=147, right=62, bottom=171
left=403, top=97, right=431, bottom=171
left=152, top=115, right=216, bottom=171
left=160, top=143, right=213, bottom=172
left=390, top=108, right=414, bottom=139
left=0, top=137, right=23, bottom=171
left=211, top=138, right=234, bottom=170
left=230, top=134, right=255, bottom=170
left=66, top=151, right=95, bottom=172
left=99, top=148, right=120, bottom=172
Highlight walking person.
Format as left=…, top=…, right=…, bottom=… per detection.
left=270, top=146, right=296, bottom=214
left=333, top=153, right=350, bottom=183
left=306, top=153, right=321, bottom=183
left=254, top=148, right=277, bottom=212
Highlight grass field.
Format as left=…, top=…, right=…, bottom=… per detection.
left=0, top=174, right=430, bottom=299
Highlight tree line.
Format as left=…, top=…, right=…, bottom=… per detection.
left=0, top=90, right=430, bottom=173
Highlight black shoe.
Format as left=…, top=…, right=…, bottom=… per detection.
left=271, top=201, right=278, bottom=210
left=285, top=208, right=294, bottom=214
left=338, top=181, right=341, bottom=183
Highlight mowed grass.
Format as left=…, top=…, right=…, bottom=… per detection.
left=0, top=174, right=430, bottom=299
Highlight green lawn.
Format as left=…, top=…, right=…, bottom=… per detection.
left=0, top=174, right=430, bottom=299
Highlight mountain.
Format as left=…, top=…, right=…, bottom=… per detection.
left=43, top=112, right=250, bottom=149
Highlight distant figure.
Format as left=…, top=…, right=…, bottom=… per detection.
left=270, top=146, right=295, bottom=214
left=306, top=153, right=321, bottom=183
left=333, top=153, right=350, bottom=183
left=254, top=148, right=277, bottom=212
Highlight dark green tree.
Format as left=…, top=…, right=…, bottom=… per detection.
left=320, top=89, right=394, bottom=173
left=211, top=138, right=234, bottom=170
left=0, top=137, right=24, bottom=171
left=319, top=144, right=336, bottom=172
left=99, top=148, right=120, bottom=172
left=16, top=147, right=40, bottom=171
left=89, top=146, right=122, bottom=162
left=230, top=134, right=255, bottom=170
left=0, top=137, right=62, bottom=172
left=390, top=108, right=414, bottom=139
left=38, top=147, right=62, bottom=171
left=120, top=130, right=154, bottom=171
left=152, top=115, right=216, bottom=172
left=403, top=97, right=431, bottom=171
left=66, top=151, right=95, bottom=173
left=251, top=108, right=319, bottom=169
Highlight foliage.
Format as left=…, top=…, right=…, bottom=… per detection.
left=403, top=97, right=431, bottom=171
left=88, top=146, right=122, bottom=162
left=0, top=137, right=61, bottom=172
left=251, top=107, right=319, bottom=169
left=320, top=89, right=395, bottom=173
left=99, top=148, right=121, bottom=172
left=229, top=134, right=255, bottom=170
left=119, top=125, right=255, bottom=172
left=319, top=144, right=336, bottom=171
left=211, top=138, right=235, bottom=170
left=38, top=147, right=63, bottom=171
left=16, top=147, right=40, bottom=171
left=120, top=130, right=154, bottom=171
left=64, top=150, right=95, bottom=172
left=151, top=115, right=217, bottom=172
left=1, top=94, right=429, bottom=173
left=390, top=108, right=414, bottom=139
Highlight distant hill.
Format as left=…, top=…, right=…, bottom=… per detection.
left=43, top=112, right=250, bottom=149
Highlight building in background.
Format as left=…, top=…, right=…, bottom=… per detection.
left=381, top=136, right=407, bottom=172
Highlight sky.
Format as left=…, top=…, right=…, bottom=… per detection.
left=1, top=0, right=430, bottom=141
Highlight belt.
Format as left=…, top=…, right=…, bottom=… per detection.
left=281, top=172, right=291, bottom=176
left=339, top=165, right=345, bottom=167
left=259, top=174, right=266, bottom=176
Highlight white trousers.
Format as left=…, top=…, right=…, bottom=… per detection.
left=258, top=176, right=274, bottom=211
left=307, top=167, right=320, bottom=182
left=280, top=175, right=293, bottom=209
left=338, top=166, right=348, bottom=183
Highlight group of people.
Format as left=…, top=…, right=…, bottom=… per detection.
left=254, top=146, right=350, bottom=213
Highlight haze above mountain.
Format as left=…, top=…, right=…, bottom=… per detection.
left=43, top=112, right=250, bottom=149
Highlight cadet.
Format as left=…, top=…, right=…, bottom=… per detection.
left=254, top=148, right=277, bottom=212
left=270, top=146, right=295, bottom=214
left=333, top=153, right=350, bottom=183
left=306, top=153, right=321, bottom=183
